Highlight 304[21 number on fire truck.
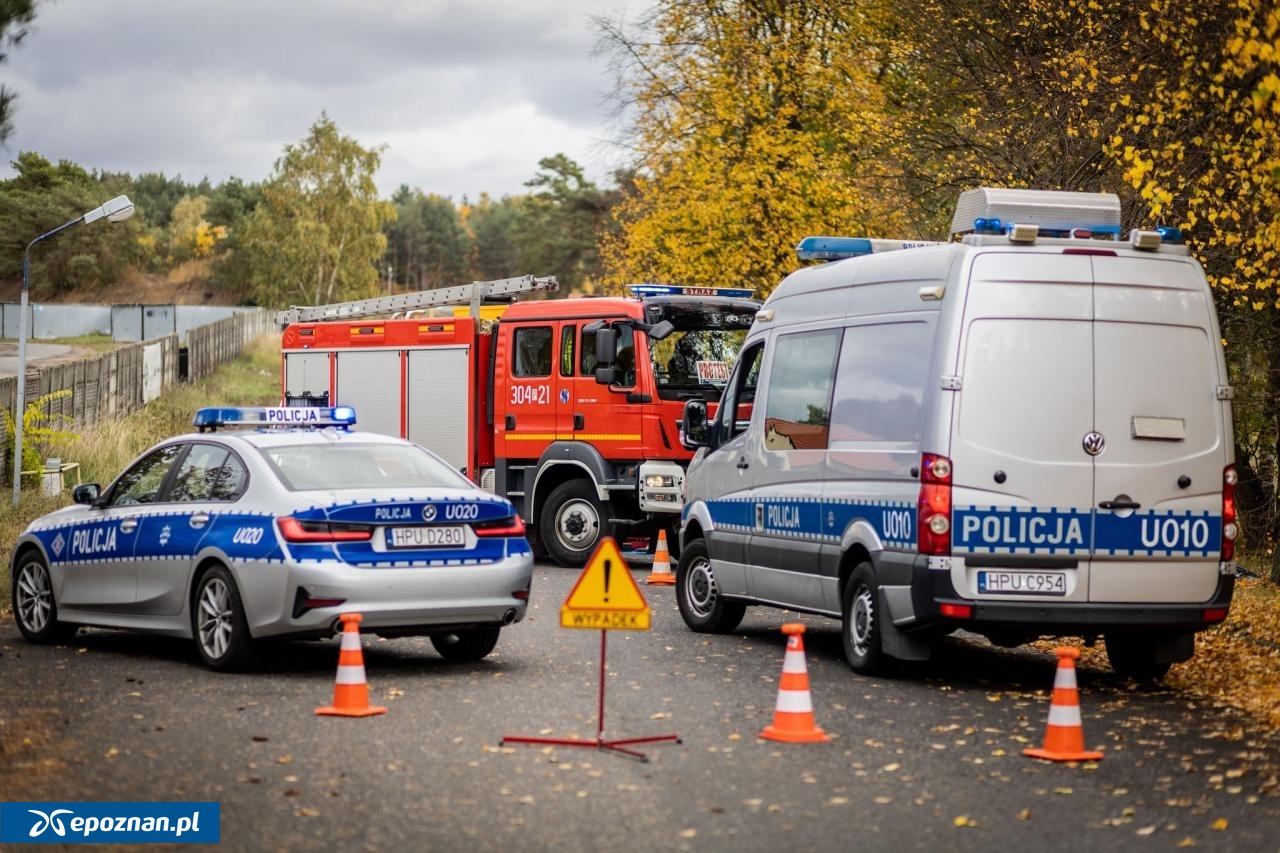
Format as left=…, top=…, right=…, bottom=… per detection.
left=278, top=276, right=761, bottom=567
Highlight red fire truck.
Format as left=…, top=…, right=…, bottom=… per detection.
left=279, top=276, right=760, bottom=566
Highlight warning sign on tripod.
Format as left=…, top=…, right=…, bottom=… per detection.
left=560, top=537, right=651, bottom=631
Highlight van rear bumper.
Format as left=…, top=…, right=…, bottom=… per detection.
left=908, top=559, right=1235, bottom=634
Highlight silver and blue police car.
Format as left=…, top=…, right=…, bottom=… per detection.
left=9, top=406, right=534, bottom=670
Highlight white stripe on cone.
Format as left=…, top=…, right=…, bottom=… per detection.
left=1054, top=668, right=1078, bottom=689
left=335, top=664, right=368, bottom=685
left=341, top=631, right=362, bottom=650
left=1047, top=703, right=1084, bottom=727
left=775, top=690, right=814, bottom=713
left=782, top=650, right=808, bottom=674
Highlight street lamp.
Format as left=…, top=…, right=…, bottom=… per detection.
left=11, top=194, right=135, bottom=505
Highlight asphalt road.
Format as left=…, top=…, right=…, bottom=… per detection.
left=2, top=561, right=1279, bottom=852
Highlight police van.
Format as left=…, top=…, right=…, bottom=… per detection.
left=676, top=187, right=1237, bottom=681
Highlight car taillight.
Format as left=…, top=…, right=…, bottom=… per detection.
left=917, top=453, right=952, bottom=556
left=277, top=517, right=373, bottom=543
left=473, top=514, right=527, bottom=538
left=1221, top=464, right=1237, bottom=562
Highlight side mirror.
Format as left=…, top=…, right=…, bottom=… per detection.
left=647, top=320, right=675, bottom=341
left=594, top=327, right=618, bottom=366
left=72, top=483, right=101, bottom=505
left=680, top=399, right=710, bottom=449
left=595, top=366, right=618, bottom=386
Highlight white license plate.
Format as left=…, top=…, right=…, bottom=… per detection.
left=977, top=570, right=1066, bottom=596
left=386, top=525, right=465, bottom=549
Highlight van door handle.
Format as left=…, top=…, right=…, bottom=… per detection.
left=736, top=458, right=750, bottom=470
left=1098, top=498, right=1141, bottom=510
left=573, top=414, right=585, bottom=430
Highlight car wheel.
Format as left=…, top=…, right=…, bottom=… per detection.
left=842, top=562, right=886, bottom=675
left=431, top=627, right=501, bottom=662
left=540, top=480, right=609, bottom=568
left=675, top=539, right=746, bottom=633
left=1104, top=631, right=1173, bottom=682
left=11, top=552, right=78, bottom=643
left=192, top=564, right=258, bottom=672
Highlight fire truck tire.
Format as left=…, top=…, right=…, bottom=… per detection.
left=541, top=479, right=609, bottom=568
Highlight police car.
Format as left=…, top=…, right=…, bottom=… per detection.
left=9, top=406, right=534, bottom=670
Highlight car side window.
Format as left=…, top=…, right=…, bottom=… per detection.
left=169, top=444, right=246, bottom=502
left=107, top=445, right=184, bottom=506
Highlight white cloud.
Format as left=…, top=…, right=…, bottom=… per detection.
left=0, top=0, right=638, bottom=199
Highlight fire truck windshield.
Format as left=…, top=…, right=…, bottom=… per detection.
left=646, top=299, right=757, bottom=401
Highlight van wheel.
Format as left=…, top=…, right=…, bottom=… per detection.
left=12, top=552, right=78, bottom=643
left=431, top=627, right=501, bottom=662
left=541, top=480, right=608, bottom=568
left=676, top=539, right=745, bottom=633
left=842, top=562, right=885, bottom=675
left=1104, top=631, right=1172, bottom=682
left=192, top=565, right=258, bottom=672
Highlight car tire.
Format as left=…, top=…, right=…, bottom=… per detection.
left=842, top=562, right=887, bottom=675
left=540, top=479, right=609, bottom=568
left=191, top=564, right=258, bottom=672
left=431, top=627, right=501, bottom=662
left=11, top=551, right=78, bottom=644
left=1104, top=631, right=1173, bottom=682
left=675, top=538, right=746, bottom=633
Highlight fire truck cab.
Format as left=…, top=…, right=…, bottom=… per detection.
left=280, top=278, right=760, bottom=567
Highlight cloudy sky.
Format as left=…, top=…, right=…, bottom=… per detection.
left=0, top=0, right=639, bottom=201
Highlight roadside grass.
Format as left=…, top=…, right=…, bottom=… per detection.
left=2, top=335, right=1278, bottom=730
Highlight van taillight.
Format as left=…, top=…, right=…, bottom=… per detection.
left=1221, top=465, right=1238, bottom=562
left=917, top=453, right=953, bottom=556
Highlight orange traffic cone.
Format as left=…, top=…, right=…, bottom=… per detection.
left=1023, top=647, right=1102, bottom=762
left=316, top=613, right=387, bottom=717
left=759, top=623, right=830, bottom=743
left=644, top=529, right=676, bottom=586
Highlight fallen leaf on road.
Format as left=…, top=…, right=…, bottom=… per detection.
left=1212, top=818, right=1229, bottom=830
left=1136, top=826, right=1156, bottom=836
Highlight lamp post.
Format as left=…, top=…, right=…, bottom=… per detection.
left=11, top=194, right=135, bottom=506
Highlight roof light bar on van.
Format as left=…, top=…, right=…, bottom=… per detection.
left=795, top=236, right=941, bottom=261
left=951, top=187, right=1123, bottom=237
left=193, top=406, right=357, bottom=432
left=627, top=284, right=755, bottom=299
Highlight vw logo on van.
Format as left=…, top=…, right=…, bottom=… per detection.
left=1082, top=431, right=1106, bottom=456
left=422, top=504, right=437, bottom=521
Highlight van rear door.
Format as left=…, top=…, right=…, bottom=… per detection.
left=1088, top=254, right=1226, bottom=602
left=950, top=253, right=1096, bottom=603
left=949, top=251, right=1226, bottom=605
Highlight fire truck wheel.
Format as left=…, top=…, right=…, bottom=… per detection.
left=541, top=479, right=608, bottom=568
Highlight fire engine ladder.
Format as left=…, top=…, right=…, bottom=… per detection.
left=273, top=274, right=560, bottom=326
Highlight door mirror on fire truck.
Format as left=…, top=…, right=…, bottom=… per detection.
left=680, top=399, right=709, bottom=450
left=593, top=326, right=618, bottom=366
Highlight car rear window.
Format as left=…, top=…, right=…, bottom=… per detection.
left=260, top=442, right=473, bottom=491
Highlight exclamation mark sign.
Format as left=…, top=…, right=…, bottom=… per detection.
left=603, top=558, right=611, bottom=603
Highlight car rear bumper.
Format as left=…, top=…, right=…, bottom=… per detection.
left=237, top=554, right=534, bottom=639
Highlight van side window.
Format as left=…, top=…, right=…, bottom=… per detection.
left=830, top=322, right=931, bottom=443
left=715, top=341, right=763, bottom=441
left=763, top=330, right=841, bottom=451
left=513, top=326, right=552, bottom=377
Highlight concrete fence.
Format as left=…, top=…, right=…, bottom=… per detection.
left=2, top=306, right=275, bottom=482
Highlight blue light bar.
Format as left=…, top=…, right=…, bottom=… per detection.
left=796, top=236, right=942, bottom=261
left=627, top=284, right=755, bottom=299
left=193, top=406, right=357, bottom=431
left=1157, top=225, right=1184, bottom=244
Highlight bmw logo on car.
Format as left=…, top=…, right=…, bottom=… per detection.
left=422, top=504, right=437, bottom=521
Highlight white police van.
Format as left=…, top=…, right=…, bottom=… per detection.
left=676, top=187, right=1237, bottom=681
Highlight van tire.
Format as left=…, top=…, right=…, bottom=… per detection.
left=1104, top=631, right=1173, bottom=682
left=676, top=539, right=746, bottom=633
left=842, top=563, right=886, bottom=675
left=540, top=480, right=608, bottom=568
